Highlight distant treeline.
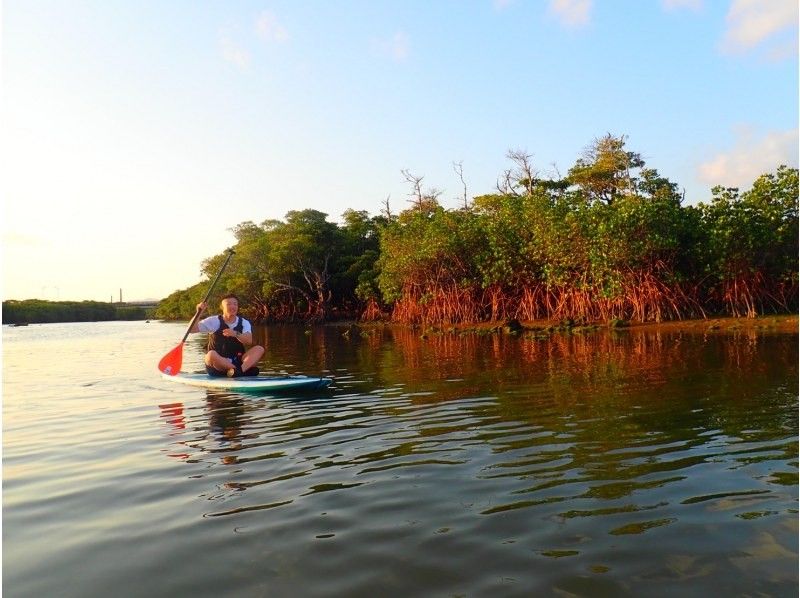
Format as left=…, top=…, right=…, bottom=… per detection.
left=155, top=135, right=798, bottom=325
left=2, top=300, right=153, bottom=324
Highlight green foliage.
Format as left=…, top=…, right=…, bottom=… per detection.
left=697, top=165, right=798, bottom=315
left=471, top=192, right=539, bottom=286
left=153, top=282, right=207, bottom=320
left=155, top=134, right=796, bottom=324
left=377, top=202, right=482, bottom=302
left=374, top=146, right=795, bottom=323
left=333, top=209, right=382, bottom=303
left=3, top=300, right=150, bottom=324
left=157, top=209, right=386, bottom=322
left=567, top=133, right=645, bottom=204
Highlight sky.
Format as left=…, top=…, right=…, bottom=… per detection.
left=2, top=0, right=798, bottom=302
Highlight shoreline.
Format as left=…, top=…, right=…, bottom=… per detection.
left=148, top=313, right=799, bottom=335
left=352, top=314, right=799, bottom=335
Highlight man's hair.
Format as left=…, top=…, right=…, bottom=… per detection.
left=221, top=293, right=239, bottom=302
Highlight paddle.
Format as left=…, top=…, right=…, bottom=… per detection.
left=158, top=249, right=235, bottom=375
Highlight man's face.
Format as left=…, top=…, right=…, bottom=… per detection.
left=221, top=298, right=239, bottom=317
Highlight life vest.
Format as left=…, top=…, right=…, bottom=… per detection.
left=207, top=315, right=245, bottom=358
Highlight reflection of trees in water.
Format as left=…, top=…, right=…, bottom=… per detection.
left=354, top=328, right=798, bottom=442
left=377, top=327, right=795, bottom=389
left=254, top=323, right=794, bottom=381
left=181, top=325, right=797, bottom=455
left=156, top=327, right=796, bottom=533
left=252, top=325, right=340, bottom=374
left=224, top=326, right=796, bottom=428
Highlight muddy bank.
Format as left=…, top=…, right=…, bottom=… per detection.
left=353, top=314, right=798, bottom=337
left=607, top=314, right=798, bottom=334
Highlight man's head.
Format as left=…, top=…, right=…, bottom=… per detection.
left=220, top=294, right=239, bottom=317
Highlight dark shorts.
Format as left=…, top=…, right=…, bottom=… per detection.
left=205, top=365, right=228, bottom=377
left=206, top=353, right=242, bottom=377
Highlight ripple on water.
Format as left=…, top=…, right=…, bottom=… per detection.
left=3, top=323, right=797, bottom=596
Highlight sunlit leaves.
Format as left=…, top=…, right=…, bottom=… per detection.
left=156, top=145, right=797, bottom=324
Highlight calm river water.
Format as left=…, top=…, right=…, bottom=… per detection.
left=3, top=321, right=798, bottom=597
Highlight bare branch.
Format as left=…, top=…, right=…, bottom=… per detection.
left=496, top=169, right=519, bottom=196
left=381, top=194, right=393, bottom=219
left=402, top=169, right=443, bottom=211
left=506, top=148, right=537, bottom=195
left=401, top=169, right=425, bottom=208
left=426, top=187, right=443, bottom=202
left=453, top=160, right=469, bottom=209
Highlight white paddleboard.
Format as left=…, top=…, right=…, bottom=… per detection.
left=162, top=372, right=332, bottom=393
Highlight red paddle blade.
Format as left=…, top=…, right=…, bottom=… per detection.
left=158, top=342, right=184, bottom=375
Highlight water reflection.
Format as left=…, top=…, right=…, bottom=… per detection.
left=205, top=392, right=247, bottom=447
left=158, top=402, right=185, bottom=430
left=158, top=326, right=797, bottom=595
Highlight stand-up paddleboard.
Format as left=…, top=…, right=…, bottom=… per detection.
left=162, top=372, right=332, bottom=393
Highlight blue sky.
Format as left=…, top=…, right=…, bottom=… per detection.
left=2, top=0, right=797, bottom=302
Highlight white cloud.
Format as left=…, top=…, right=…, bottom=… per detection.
left=549, top=0, right=592, bottom=28
left=219, top=33, right=250, bottom=70
left=373, top=31, right=410, bottom=63
left=662, top=0, right=703, bottom=11
left=256, top=11, right=289, bottom=43
left=720, top=0, right=798, bottom=58
left=697, top=127, right=799, bottom=189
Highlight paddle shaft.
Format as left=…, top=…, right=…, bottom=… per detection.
left=180, top=249, right=235, bottom=344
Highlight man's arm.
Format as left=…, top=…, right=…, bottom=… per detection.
left=236, top=330, right=253, bottom=345
left=188, top=302, right=207, bottom=333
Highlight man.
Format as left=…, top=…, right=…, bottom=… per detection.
left=190, top=294, right=265, bottom=377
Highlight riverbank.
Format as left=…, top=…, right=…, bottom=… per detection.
left=354, top=314, right=799, bottom=336
left=2, top=299, right=155, bottom=325
left=613, top=314, right=798, bottom=334
left=155, top=313, right=798, bottom=336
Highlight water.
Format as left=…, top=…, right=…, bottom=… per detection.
left=3, top=321, right=797, bottom=597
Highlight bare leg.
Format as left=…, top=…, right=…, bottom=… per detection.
left=205, top=350, right=234, bottom=372
left=241, top=345, right=265, bottom=372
